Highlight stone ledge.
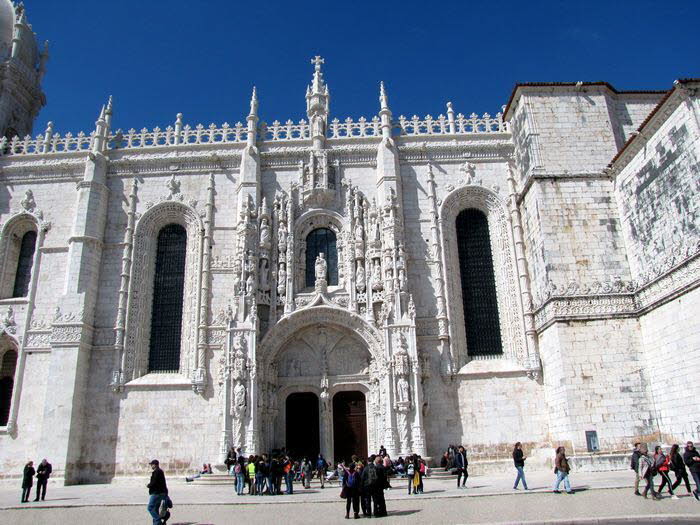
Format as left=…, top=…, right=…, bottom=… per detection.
left=455, top=357, right=529, bottom=378
left=124, top=373, right=192, bottom=389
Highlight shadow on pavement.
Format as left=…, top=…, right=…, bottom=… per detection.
left=387, top=509, right=421, bottom=517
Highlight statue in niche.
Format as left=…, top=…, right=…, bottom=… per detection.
left=315, top=253, right=327, bottom=282
left=259, top=217, right=271, bottom=250
left=397, top=376, right=410, bottom=405
left=355, top=221, right=364, bottom=244
left=233, top=382, right=247, bottom=416
left=245, top=273, right=255, bottom=296
left=356, top=262, right=366, bottom=293
left=259, top=259, right=270, bottom=291
left=278, top=221, right=288, bottom=253
left=277, top=266, right=287, bottom=296
left=372, top=218, right=381, bottom=243
left=371, top=261, right=383, bottom=292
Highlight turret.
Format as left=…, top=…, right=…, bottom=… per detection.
left=306, top=55, right=330, bottom=150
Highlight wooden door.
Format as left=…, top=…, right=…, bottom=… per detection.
left=332, top=391, right=367, bottom=462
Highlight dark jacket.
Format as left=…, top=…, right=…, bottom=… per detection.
left=555, top=453, right=570, bottom=474
left=361, top=463, right=377, bottom=490
left=36, top=461, right=52, bottom=480
left=630, top=450, right=641, bottom=471
left=684, top=447, right=700, bottom=473
left=455, top=451, right=468, bottom=470
left=513, top=449, right=525, bottom=468
left=22, top=466, right=35, bottom=488
left=375, top=463, right=389, bottom=490
left=147, top=467, right=168, bottom=495
left=670, top=452, right=686, bottom=473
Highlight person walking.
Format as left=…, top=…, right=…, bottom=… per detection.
left=316, top=454, right=328, bottom=489
left=146, top=459, right=169, bottom=525
left=683, top=441, right=700, bottom=500
left=638, top=443, right=660, bottom=500
left=630, top=442, right=642, bottom=495
left=513, top=442, right=529, bottom=490
left=33, top=458, right=52, bottom=501
left=21, top=461, right=35, bottom=503
left=552, top=446, right=573, bottom=494
left=302, top=457, right=313, bottom=489
left=455, top=446, right=468, bottom=488
left=654, top=445, right=678, bottom=499
left=341, top=463, right=361, bottom=519
left=669, top=444, right=692, bottom=495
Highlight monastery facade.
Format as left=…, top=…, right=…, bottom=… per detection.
left=0, top=1, right=698, bottom=483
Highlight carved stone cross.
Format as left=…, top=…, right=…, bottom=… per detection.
left=311, top=55, right=325, bottom=70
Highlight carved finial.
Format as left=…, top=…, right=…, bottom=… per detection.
left=249, top=86, right=258, bottom=118
left=106, top=96, right=113, bottom=115
left=380, top=81, right=389, bottom=109
left=309, top=55, right=326, bottom=95
left=311, top=55, right=324, bottom=71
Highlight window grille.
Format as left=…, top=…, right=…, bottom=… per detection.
left=12, top=230, right=37, bottom=298
left=148, top=224, right=187, bottom=372
left=0, top=349, right=17, bottom=426
left=456, top=209, right=503, bottom=356
left=305, top=228, right=338, bottom=287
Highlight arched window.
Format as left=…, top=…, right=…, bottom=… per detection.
left=12, top=230, right=37, bottom=298
left=0, top=348, right=18, bottom=426
left=305, top=228, right=338, bottom=287
left=456, top=209, right=503, bottom=356
left=148, top=224, right=187, bottom=372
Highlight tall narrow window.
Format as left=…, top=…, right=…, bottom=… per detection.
left=148, top=224, right=187, bottom=372
left=0, top=348, right=17, bottom=426
left=12, top=230, right=37, bottom=298
left=456, top=209, right=503, bottom=356
left=305, top=228, right=338, bottom=287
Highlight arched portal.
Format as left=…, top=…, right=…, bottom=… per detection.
left=285, top=392, right=320, bottom=460
left=333, top=391, right=367, bottom=462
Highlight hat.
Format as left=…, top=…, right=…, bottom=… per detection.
left=149, top=459, right=159, bottom=466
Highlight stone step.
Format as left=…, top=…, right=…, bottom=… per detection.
left=191, top=470, right=457, bottom=485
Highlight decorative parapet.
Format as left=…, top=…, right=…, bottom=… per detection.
left=0, top=111, right=508, bottom=157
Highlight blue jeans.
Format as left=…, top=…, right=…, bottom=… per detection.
left=553, top=471, right=572, bottom=492
left=147, top=493, right=166, bottom=525
left=255, top=473, right=265, bottom=495
left=514, top=466, right=528, bottom=489
left=236, top=472, right=245, bottom=495
left=285, top=471, right=294, bottom=494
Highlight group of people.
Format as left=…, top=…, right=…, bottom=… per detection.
left=20, top=458, right=52, bottom=503
left=631, top=441, right=700, bottom=500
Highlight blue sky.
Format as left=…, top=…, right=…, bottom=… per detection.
left=24, top=0, right=698, bottom=135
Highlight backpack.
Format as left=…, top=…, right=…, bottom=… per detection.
left=365, top=465, right=378, bottom=487
left=234, top=463, right=242, bottom=474
left=346, top=472, right=356, bottom=488
left=407, top=464, right=415, bottom=476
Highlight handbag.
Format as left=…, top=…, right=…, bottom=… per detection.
left=340, top=486, right=347, bottom=499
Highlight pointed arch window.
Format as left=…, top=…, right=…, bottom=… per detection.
left=305, top=228, right=337, bottom=287
left=456, top=208, right=503, bottom=356
left=148, top=224, right=187, bottom=372
left=0, top=347, right=18, bottom=426
left=12, top=230, right=37, bottom=298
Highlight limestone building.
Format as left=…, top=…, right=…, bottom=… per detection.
left=1, top=1, right=698, bottom=483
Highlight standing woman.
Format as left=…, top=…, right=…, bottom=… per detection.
left=406, top=456, right=416, bottom=495
left=21, top=461, right=35, bottom=503
left=654, top=445, right=678, bottom=499
left=235, top=456, right=246, bottom=496
left=341, top=463, right=361, bottom=519
left=669, top=444, right=692, bottom=495
left=513, top=442, right=529, bottom=490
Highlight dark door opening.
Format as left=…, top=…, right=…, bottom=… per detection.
left=285, top=392, right=320, bottom=460
left=333, top=391, right=367, bottom=463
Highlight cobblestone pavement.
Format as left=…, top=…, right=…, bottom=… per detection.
left=0, top=470, right=698, bottom=524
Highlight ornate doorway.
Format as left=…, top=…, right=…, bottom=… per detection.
left=286, top=392, right=320, bottom=460
left=332, top=391, right=367, bottom=462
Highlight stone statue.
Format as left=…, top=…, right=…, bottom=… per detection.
left=397, top=376, right=410, bottom=404
left=233, top=382, right=247, bottom=416
left=371, top=261, right=383, bottom=292
left=259, top=259, right=270, bottom=291
left=245, top=273, right=255, bottom=296
left=277, top=266, right=287, bottom=296
left=315, top=253, right=327, bottom=282
left=356, top=262, right=366, bottom=292
left=259, top=217, right=271, bottom=250
left=277, top=221, right=288, bottom=253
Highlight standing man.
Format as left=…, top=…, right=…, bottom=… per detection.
left=146, top=459, right=168, bottom=525
left=455, top=446, right=468, bottom=488
left=316, top=454, right=327, bottom=489
left=631, top=443, right=642, bottom=496
left=34, top=458, right=52, bottom=501
left=372, top=455, right=388, bottom=517
left=684, top=441, right=700, bottom=501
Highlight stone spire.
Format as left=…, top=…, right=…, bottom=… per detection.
left=379, top=81, right=392, bottom=139
left=306, top=56, right=330, bottom=149
left=247, top=86, right=258, bottom=146
left=92, top=96, right=113, bottom=153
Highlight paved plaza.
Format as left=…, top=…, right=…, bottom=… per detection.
left=1, top=469, right=699, bottom=524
